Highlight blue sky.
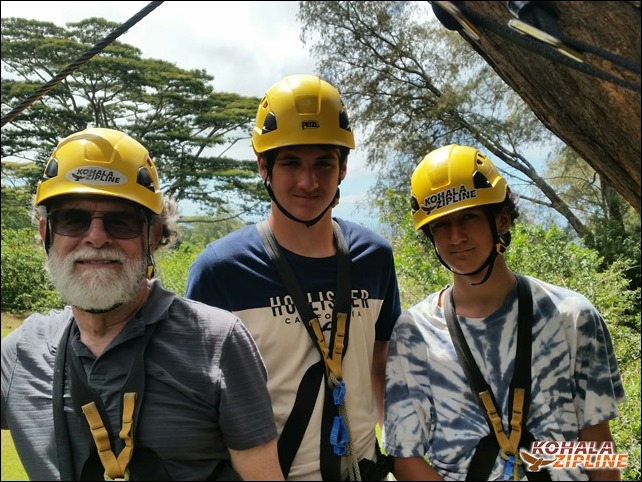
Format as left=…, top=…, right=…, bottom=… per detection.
left=1, top=1, right=381, bottom=228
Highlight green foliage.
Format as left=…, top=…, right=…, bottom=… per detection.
left=176, top=216, right=247, bottom=250
left=0, top=228, right=63, bottom=315
left=0, top=183, right=34, bottom=230
left=584, top=213, right=641, bottom=291
left=155, top=243, right=202, bottom=297
left=544, top=146, right=641, bottom=291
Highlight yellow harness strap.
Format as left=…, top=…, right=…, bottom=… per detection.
left=310, top=312, right=347, bottom=380
left=81, top=392, right=137, bottom=481
left=479, top=387, right=525, bottom=455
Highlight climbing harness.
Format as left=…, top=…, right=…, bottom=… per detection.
left=443, top=275, right=551, bottom=481
left=257, top=220, right=362, bottom=481
left=65, top=321, right=158, bottom=481
left=53, top=318, right=237, bottom=481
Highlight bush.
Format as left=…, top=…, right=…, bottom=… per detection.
left=155, top=243, right=202, bottom=296
left=0, top=228, right=63, bottom=315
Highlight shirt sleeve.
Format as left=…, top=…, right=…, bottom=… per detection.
left=572, top=300, right=626, bottom=428
left=375, top=249, right=402, bottom=341
left=383, top=311, right=432, bottom=458
left=1, top=328, right=20, bottom=429
left=218, top=318, right=277, bottom=450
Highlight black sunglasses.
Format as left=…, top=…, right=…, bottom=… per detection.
left=48, top=208, right=147, bottom=239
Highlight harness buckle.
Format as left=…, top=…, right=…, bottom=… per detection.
left=104, top=467, right=130, bottom=481
left=333, top=380, right=346, bottom=406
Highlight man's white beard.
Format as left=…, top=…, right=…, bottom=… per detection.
left=46, top=247, right=147, bottom=313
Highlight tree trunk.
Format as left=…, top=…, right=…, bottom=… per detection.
left=436, top=1, right=641, bottom=211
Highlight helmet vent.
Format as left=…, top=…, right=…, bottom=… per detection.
left=339, top=109, right=352, bottom=132
left=410, top=194, right=420, bottom=214
left=262, top=112, right=277, bottom=134
left=472, top=170, right=492, bottom=188
left=43, top=158, right=59, bottom=179
left=137, top=167, right=155, bottom=192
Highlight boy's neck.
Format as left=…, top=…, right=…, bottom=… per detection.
left=267, top=211, right=336, bottom=257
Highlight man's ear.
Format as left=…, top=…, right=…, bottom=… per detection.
left=38, top=217, right=48, bottom=248
left=257, top=155, right=268, bottom=181
left=497, top=206, right=512, bottom=233
left=149, top=223, right=164, bottom=252
left=339, top=158, right=348, bottom=182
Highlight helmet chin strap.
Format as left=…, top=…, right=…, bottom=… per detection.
left=431, top=210, right=507, bottom=286
left=146, top=252, right=156, bottom=279
left=263, top=178, right=339, bottom=228
left=145, top=215, right=156, bottom=278
left=433, top=245, right=500, bottom=285
left=45, top=217, right=53, bottom=255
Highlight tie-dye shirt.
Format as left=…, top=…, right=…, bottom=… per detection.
left=383, top=275, right=625, bottom=481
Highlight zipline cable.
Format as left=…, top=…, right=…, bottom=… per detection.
left=1, top=1, right=164, bottom=128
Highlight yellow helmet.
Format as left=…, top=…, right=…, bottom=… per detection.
left=410, top=144, right=507, bottom=231
left=251, top=74, right=355, bottom=153
left=35, top=128, right=163, bottom=214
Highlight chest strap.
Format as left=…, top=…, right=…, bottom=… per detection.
left=66, top=321, right=159, bottom=481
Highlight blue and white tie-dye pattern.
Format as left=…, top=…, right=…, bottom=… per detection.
left=383, top=276, right=625, bottom=481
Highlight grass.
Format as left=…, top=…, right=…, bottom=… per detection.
left=1, top=312, right=23, bottom=339
left=1, top=431, right=28, bottom=481
left=1, top=312, right=28, bottom=481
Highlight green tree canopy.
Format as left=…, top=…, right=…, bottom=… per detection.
left=1, top=16, right=269, bottom=219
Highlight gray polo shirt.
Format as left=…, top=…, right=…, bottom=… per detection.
left=2, top=279, right=277, bottom=480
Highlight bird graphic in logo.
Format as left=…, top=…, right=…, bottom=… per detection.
left=519, top=448, right=555, bottom=472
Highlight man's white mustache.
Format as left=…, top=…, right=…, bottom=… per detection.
left=69, top=248, right=126, bottom=263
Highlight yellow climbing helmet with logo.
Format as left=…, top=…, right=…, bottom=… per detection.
left=410, top=144, right=507, bottom=231
left=35, top=127, right=164, bottom=214
left=251, top=74, right=355, bottom=153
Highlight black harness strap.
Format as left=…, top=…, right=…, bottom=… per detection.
left=53, top=321, right=75, bottom=481
left=257, top=220, right=352, bottom=480
left=444, top=275, right=551, bottom=481
left=277, top=360, right=324, bottom=477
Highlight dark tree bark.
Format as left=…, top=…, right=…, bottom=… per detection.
left=435, top=1, right=641, bottom=211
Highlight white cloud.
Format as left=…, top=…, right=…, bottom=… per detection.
left=1, top=1, right=314, bottom=96
left=1, top=0, right=379, bottom=225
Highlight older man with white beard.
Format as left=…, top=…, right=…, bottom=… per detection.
left=1, top=128, right=284, bottom=482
